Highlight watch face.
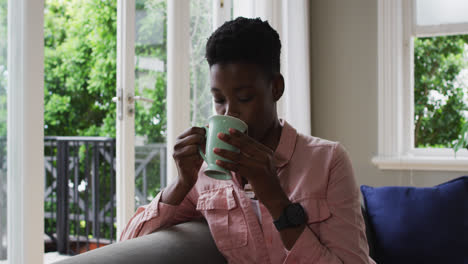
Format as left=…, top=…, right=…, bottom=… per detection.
left=286, top=203, right=307, bottom=226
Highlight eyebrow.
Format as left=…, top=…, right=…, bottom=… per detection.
left=211, top=86, right=253, bottom=93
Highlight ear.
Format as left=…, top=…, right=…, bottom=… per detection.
left=271, top=73, right=285, bottom=102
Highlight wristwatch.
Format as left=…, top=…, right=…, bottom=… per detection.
left=273, top=203, right=307, bottom=231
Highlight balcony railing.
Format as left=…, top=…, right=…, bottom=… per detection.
left=43, top=136, right=166, bottom=255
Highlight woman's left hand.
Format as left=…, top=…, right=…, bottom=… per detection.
left=214, top=128, right=291, bottom=219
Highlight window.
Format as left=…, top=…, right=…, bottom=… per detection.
left=374, top=0, right=468, bottom=171
left=134, top=0, right=167, bottom=207
left=0, top=0, right=6, bottom=259
left=414, top=35, right=468, bottom=149
left=190, top=0, right=214, bottom=127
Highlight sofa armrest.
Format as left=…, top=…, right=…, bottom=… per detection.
left=54, top=219, right=227, bottom=264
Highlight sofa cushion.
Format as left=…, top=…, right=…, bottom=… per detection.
left=360, top=176, right=468, bottom=264
left=54, top=219, right=227, bottom=264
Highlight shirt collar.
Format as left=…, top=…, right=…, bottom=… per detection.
left=273, top=119, right=297, bottom=168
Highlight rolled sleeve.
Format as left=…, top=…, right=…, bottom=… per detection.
left=284, top=143, right=373, bottom=264
left=120, top=187, right=202, bottom=241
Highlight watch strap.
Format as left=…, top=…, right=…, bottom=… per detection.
left=273, top=203, right=306, bottom=231
left=273, top=210, right=289, bottom=231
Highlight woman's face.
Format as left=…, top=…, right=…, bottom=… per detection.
left=210, top=62, right=278, bottom=143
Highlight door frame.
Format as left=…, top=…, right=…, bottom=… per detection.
left=7, top=0, right=45, bottom=263
left=116, top=0, right=136, bottom=240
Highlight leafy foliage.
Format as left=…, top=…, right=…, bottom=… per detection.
left=414, top=35, right=468, bottom=152
left=44, top=0, right=118, bottom=137
left=134, top=0, right=167, bottom=143
left=44, top=0, right=167, bottom=141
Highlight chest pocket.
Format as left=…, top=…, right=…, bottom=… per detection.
left=196, top=186, right=248, bottom=250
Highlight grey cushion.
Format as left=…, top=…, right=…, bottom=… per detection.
left=54, top=220, right=227, bottom=264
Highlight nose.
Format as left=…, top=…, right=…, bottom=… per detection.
left=224, top=103, right=240, bottom=118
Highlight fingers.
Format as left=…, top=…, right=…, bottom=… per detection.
left=173, top=127, right=205, bottom=159
left=214, top=148, right=242, bottom=163
left=214, top=147, right=257, bottom=168
left=215, top=159, right=239, bottom=172
left=176, top=126, right=206, bottom=140
left=173, top=145, right=201, bottom=159
left=217, top=132, right=258, bottom=157
left=174, top=133, right=205, bottom=150
left=230, top=128, right=273, bottom=153
left=217, top=128, right=273, bottom=157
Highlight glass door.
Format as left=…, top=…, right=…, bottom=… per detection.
left=133, top=0, right=167, bottom=208
left=116, top=0, right=228, bottom=239
left=115, top=0, right=168, bottom=239
left=131, top=0, right=218, bottom=209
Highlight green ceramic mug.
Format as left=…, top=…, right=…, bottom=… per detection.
left=199, top=115, right=248, bottom=180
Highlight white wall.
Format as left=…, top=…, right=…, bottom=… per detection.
left=309, top=0, right=466, bottom=187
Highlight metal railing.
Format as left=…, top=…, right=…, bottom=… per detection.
left=44, top=136, right=166, bottom=255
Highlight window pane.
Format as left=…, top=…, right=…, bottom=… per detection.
left=414, top=35, right=468, bottom=148
left=0, top=0, right=6, bottom=260
left=190, top=0, right=213, bottom=127
left=134, top=0, right=167, bottom=207
left=416, top=0, right=468, bottom=26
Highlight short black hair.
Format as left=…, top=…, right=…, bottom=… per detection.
left=205, top=17, right=281, bottom=78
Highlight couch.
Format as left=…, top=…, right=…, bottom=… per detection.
left=55, top=208, right=376, bottom=264
left=56, top=176, right=467, bottom=264
left=54, top=219, right=227, bottom=264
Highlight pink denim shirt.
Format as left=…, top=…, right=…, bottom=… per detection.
left=121, top=120, right=375, bottom=264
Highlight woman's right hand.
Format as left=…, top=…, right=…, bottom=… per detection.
left=172, top=126, right=206, bottom=189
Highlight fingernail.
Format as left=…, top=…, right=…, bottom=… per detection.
left=229, top=128, right=235, bottom=134
left=218, top=132, right=225, bottom=138
left=214, top=148, right=220, bottom=153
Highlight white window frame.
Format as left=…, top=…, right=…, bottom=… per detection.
left=373, top=0, right=468, bottom=172
left=7, top=0, right=45, bottom=263
left=116, top=0, right=136, bottom=241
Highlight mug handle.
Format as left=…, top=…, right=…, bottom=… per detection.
left=199, top=126, right=208, bottom=163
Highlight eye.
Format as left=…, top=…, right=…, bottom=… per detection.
left=238, top=96, right=254, bottom=103
left=214, top=97, right=225, bottom=104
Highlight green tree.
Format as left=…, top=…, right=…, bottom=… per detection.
left=44, top=0, right=167, bottom=141
left=134, top=0, right=167, bottom=143
left=45, top=0, right=118, bottom=137
left=414, top=35, right=468, bottom=148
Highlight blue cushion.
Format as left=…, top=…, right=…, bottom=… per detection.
left=360, top=176, right=468, bottom=264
